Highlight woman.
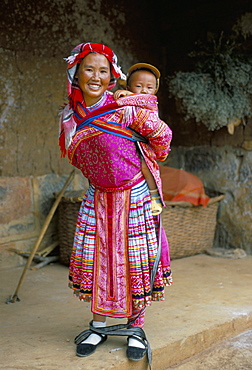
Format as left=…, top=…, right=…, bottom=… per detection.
left=59, top=42, right=172, bottom=365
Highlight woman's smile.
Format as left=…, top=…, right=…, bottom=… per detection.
left=88, top=83, right=101, bottom=90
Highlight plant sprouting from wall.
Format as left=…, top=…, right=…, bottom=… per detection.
left=167, top=13, right=252, bottom=132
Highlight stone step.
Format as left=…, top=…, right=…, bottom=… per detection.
left=1, top=254, right=251, bottom=370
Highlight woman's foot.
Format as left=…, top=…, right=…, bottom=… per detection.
left=126, top=335, right=147, bottom=361
left=76, top=320, right=107, bottom=357
left=76, top=332, right=107, bottom=357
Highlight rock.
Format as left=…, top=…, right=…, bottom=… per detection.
left=205, top=248, right=247, bottom=259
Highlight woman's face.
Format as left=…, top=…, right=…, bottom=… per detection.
left=77, top=53, right=111, bottom=106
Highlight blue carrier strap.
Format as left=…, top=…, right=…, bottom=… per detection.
left=76, top=109, right=148, bottom=143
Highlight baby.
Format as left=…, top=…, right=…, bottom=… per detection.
left=114, top=63, right=162, bottom=215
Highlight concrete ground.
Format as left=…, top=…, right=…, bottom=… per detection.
left=0, top=254, right=251, bottom=370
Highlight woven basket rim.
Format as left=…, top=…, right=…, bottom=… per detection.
left=59, top=189, right=86, bottom=202
left=165, top=194, right=225, bottom=208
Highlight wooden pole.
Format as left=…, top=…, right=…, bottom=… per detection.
left=6, top=170, right=75, bottom=303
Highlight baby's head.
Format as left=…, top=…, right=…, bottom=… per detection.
left=125, top=63, right=160, bottom=95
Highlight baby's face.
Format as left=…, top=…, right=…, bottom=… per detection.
left=127, top=70, right=157, bottom=95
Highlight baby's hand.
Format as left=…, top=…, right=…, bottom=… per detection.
left=113, top=90, right=133, bottom=99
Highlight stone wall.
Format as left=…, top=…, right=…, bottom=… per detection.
left=162, top=100, right=252, bottom=256
left=165, top=142, right=252, bottom=255
left=1, top=0, right=252, bottom=268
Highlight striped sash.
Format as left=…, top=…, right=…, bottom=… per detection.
left=75, top=101, right=147, bottom=143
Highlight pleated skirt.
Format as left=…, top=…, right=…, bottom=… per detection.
left=69, top=180, right=172, bottom=317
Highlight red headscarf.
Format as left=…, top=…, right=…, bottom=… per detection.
left=64, top=42, right=126, bottom=108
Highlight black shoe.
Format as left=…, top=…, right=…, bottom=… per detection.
left=126, top=335, right=147, bottom=361
left=76, top=334, right=107, bottom=357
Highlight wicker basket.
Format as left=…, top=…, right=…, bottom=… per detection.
left=58, top=190, right=85, bottom=266
left=162, top=189, right=225, bottom=260
left=58, top=189, right=224, bottom=265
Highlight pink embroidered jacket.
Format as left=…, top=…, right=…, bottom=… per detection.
left=66, top=92, right=172, bottom=205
